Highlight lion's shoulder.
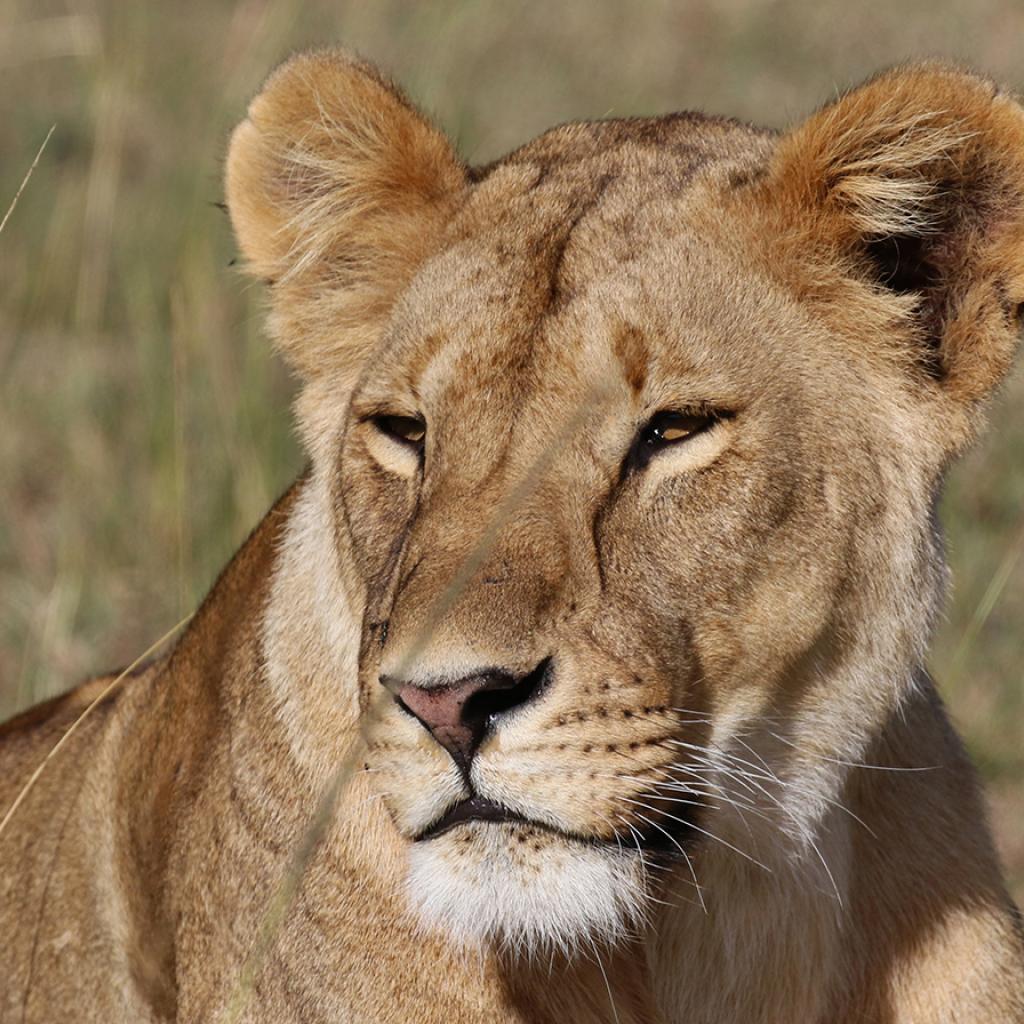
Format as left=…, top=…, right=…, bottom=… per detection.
left=0, top=666, right=155, bottom=816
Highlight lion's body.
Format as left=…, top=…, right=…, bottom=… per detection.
left=4, top=479, right=1022, bottom=1024
left=3, top=53, right=1024, bottom=1022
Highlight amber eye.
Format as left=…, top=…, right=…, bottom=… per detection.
left=373, top=414, right=426, bottom=449
left=626, top=409, right=719, bottom=474
left=641, top=410, right=715, bottom=448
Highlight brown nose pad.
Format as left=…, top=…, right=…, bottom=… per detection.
left=381, top=660, right=550, bottom=773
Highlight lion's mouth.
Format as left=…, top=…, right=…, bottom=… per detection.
left=415, top=795, right=605, bottom=847
left=416, top=795, right=527, bottom=840
left=415, top=793, right=702, bottom=854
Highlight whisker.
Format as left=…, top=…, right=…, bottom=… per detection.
left=623, top=797, right=772, bottom=874
left=651, top=783, right=772, bottom=830
left=612, top=815, right=690, bottom=908
left=585, top=936, right=621, bottom=1024
left=667, top=740, right=780, bottom=785
left=766, top=729, right=940, bottom=772
left=655, top=744, right=772, bottom=801
left=731, top=735, right=782, bottom=782
left=804, top=830, right=844, bottom=907
left=629, top=810, right=708, bottom=914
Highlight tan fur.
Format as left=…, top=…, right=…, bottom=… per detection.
left=3, top=52, right=1024, bottom=1022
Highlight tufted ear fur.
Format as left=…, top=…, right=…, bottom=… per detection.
left=760, top=63, right=1024, bottom=441
left=226, top=50, right=467, bottom=382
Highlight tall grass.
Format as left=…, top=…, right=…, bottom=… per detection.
left=1, top=0, right=1021, bottom=896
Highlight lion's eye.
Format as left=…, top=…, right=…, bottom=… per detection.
left=640, top=410, right=715, bottom=448
left=373, top=414, right=426, bottom=449
left=625, top=409, right=719, bottom=475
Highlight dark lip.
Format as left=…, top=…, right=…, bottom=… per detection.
left=414, top=794, right=702, bottom=856
left=416, top=795, right=530, bottom=841
left=416, top=795, right=608, bottom=848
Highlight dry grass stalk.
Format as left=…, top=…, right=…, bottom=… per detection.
left=0, top=124, right=55, bottom=238
left=0, top=612, right=192, bottom=840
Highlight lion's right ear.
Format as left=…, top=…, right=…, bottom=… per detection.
left=226, top=50, right=467, bottom=381
left=751, top=63, right=1024, bottom=449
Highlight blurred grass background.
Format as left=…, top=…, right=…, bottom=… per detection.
left=1, top=0, right=1021, bottom=898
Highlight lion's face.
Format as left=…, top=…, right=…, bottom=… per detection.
left=227, top=55, right=1024, bottom=954
left=341, top=158, right=935, bottom=953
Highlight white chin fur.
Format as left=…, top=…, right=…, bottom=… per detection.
left=405, top=824, right=647, bottom=958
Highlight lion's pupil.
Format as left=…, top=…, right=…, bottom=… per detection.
left=377, top=414, right=426, bottom=446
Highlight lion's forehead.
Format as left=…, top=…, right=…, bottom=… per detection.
left=382, top=229, right=804, bottom=432
left=400, top=116, right=771, bottom=315
left=361, top=119, right=851, bottom=461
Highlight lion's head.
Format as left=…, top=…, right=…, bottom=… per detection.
left=226, top=53, right=1024, bottom=957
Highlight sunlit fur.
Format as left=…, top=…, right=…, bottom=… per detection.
left=3, top=51, right=1024, bottom=1024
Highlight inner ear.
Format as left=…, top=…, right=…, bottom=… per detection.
left=863, top=233, right=941, bottom=296
left=860, top=231, right=953, bottom=378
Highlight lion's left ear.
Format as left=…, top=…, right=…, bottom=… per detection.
left=226, top=50, right=467, bottom=383
left=761, top=63, right=1024, bottom=425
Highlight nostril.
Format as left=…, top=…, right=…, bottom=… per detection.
left=461, top=657, right=552, bottom=728
left=394, top=693, right=419, bottom=721
left=381, top=659, right=553, bottom=771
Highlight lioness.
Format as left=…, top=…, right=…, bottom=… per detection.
left=2, top=51, right=1024, bottom=1023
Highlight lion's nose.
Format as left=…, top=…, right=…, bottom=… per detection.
left=380, top=660, right=550, bottom=772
